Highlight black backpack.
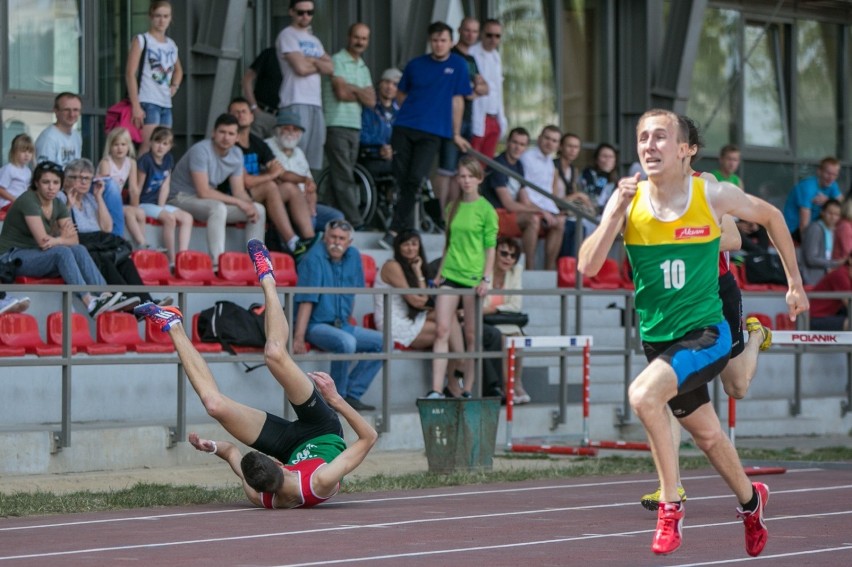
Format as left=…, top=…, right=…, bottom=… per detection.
left=197, top=301, right=267, bottom=370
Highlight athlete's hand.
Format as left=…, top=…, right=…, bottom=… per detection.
left=785, top=283, right=809, bottom=322
left=188, top=432, right=216, bottom=453
left=613, top=172, right=640, bottom=214
left=310, top=371, right=343, bottom=406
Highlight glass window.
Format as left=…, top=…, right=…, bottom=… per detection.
left=743, top=23, right=788, bottom=149
left=795, top=20, right=838, bottom=159
left=686, top=7, right=740, bottom=152
left=743, top=160, right=795, bottom=208
left=6, top=0, right=80, bottom=93
left=1, top=110, right=56, bottom=163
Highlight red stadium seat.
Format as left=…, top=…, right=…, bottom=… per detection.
left=47, top=312, right=127, bottom=355
left=15, top=276, right=64, bottom=285
left=775, top=312, right=795, bottom=330
left=0, top=344, right=25, bottom=357
left=217, top=252, right=260, bottom=286
left=188, top=313, right=224, bottom=353
left=746, top=312, right=772, bottom=330
left=0, top=313, right=62, bottom=356
left=131, top=249, right=191, bottom=286
left=269, top=252, right=298, bottom=287
left=96, top=311, right=174, bottom=353
left=145, top=316, right=184, bottom=348
left=556, top=256, right=591, bottom=288
left=174, top=250, right=244, bottom=286
left=361, top=254, right=377, bottom=288
left=588, top=258, right=622, bottom=289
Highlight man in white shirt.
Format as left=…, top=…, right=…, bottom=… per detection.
left=35, top=92, right=83, bottom=167
left=469, top=19, right=508, bottom=159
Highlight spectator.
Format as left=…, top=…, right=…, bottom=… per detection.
left=832, top=197, right=852, bottom=261
left=125, top=0, right=183, bottom=156
left=359, top=68, right=401, bottom=183
left=712, top=144, right=744, bottom=189
left=800, top=198, right=843, bottom=285
left=554, top=132, right=595, bottom=257
left=60, top=159, right=171, bottom=309
left=519, top=125, right=566, bottom=269
left=482, top=236, right=527, bottom=402
left=433, top=17, right=488, bottom=215
left=736, top=218, right=772, bottom=256
left=276, top=0, right=333, bottom=175
left=0, top=161, right=123, bottom=318
left=98, top=127, right=149, bottom=250
left=136, top=126, right=192, bottom=266
left=380, top=21, right=473, bottom=250
left=229, top=98, right=317, bottom=259
left=264, top=110, right=345, bottom=236
left=241, top=46, right=282, bottom=139
left=427, top=156, right=498, bottom=399
left=168, top=113, right=266, bottom=266
left=293, top=219, right=382, bottom=411
left=470, top=18, right=507, bottom=159
left=320, top=23, right=375, bottom=228
left=0, top=134, right=35, bottom=211
left=579, top=142, right=619, bottom=216
left=809, top=257, right=852, bottom=330
left=783, top=156, right=842, bottom=241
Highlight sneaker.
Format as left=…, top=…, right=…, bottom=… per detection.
left=344, top=396, right=376, bottom=411
left=641, top=485, right=687, bottom=511
left=423, top=390, right=445, bottom=399
left=652, top=502, right=685, bottom=555
left=737, top=482, right=769, bottom=557
left=292, top=235, right=318, bottom=261
left=378, top=231, right=395, bottom=251
left=460, top=391, right=473, bottom=399
left=0, top=296, right=29, bottom=314
left=134, top=303, right=183, bottom=332
left=88, top=292, right=123, bottom=317
left=746, top=317, right=772, bottom=351
left=247, top=238, right=274, bottom=282
left=112, top=294, right=142, bottom=312
left=155, top=296, right=175, bottom=307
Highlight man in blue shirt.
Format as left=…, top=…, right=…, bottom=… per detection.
left=783, top=156, right=841, bottom=241
left=293, top=219, right=382, bottom=410
left=359, top=67, right=401, bottom=183
left=379, top=21, right=472, bottom=249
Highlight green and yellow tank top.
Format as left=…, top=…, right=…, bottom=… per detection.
left=623, top=177, right=723, bottom=342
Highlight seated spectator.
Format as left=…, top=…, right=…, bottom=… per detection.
left=809, top=257, right=852, bottom=330
left=136, top=126, right=193, bottom=266
left=98, top=127, right=149, bottom=250
left=60, top=159, right=172, bottom=309
left=800, top=199, right=843, bottom=285
left=711, top=144, right=744, bottom=188
left=482, top=236, right=529, bottom=402
left=736, top=218, right=772, bottom=256
left=783, top=156, right=841, bottom=242
left=579, top=142, right=619, bottom=217
left=553, top=132, right=594, bottom=257
left=168, top=113, right=266, bottom=267
left=359, top=68, right=401, bottom=184
left=0, top=161, right=123, bottom=317
left=832, top=197, right=852, bottom=261
left=264, top=110, right=344, bottom=234
left=0, top=134, right=35, bottom=212
left=293, top=219, right=382, bottom=411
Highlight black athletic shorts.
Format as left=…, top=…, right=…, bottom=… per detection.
left=250, top=389, right=343, bottom=463
left=719, top=271, right=745, bottom=359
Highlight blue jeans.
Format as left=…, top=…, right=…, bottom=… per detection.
left=103, top=178, right=125, bottom=237
left=313, top=203, right=344, bottom=233
left=305, top=323, right=383, bottom=400
left=3, top=245, right=105, bottom=299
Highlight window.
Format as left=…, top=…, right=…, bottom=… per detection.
left=795, top=20, right=838, bottom=159
left=6, top=0, right=80, bottom=93
left=743, top=22, right=788, bottom=149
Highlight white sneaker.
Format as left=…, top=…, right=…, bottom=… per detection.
left=0, top=296, right=21, bottom=315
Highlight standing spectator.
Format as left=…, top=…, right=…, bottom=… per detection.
left=809, top=258, right=852, bottom=330
left=168, top=113, right=266, bottom=266
left=0, top=162, right=122, bottom=318
left=321, top=23, right=375, bottom=228
left=832, top=197, right=852, bottom=261
left=799, top=198, right=843, bottom=285
left=783, top=156, right=842, bottom=241
left=35, top=92, right=82, bottom=167
left=712, top=144, right=744, bottom=189
left=380, top=21, right=473, bottom=249
left=241, top=46, right=283, bottom=139
left=125, top=0, right=183, bottom=156
left=469, top=19, right=507, bottom=159
left=0, top=134, right=35, bottom=211
left=580, top=142, right=619, bottom=215
left=519, top=125, right=565, bottom=269
left=359, top=68, right=401, bottom=183
left=433, top=17, right=488, bottom=215
left=554, top=132, right=595, bottom=257
left=264, top=111, right=345, bottom=235
left=293, top=220, right=383, bottom=411
left=98, top=128, right=150, bottom=250
left=229, top=98, right=317, bottom=259
left=136, top=126, right=193, bottom=266
left=276, top=0, right=333, bottom=175
left=427, top=156, right=498, bottom=399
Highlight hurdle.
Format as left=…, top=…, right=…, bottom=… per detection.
left=505, top=335, right=649, bottom=456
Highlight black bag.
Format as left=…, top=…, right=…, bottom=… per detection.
left=0, top=257, right=21, bottom=284
left=78, top=231, right=133, bottom=266
left=483, top=311, right=529, bottom=328
left=197, top=301, right=266, bottom=346
left=743, top=253, right=786, bottom=285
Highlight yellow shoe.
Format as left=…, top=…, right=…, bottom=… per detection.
left=640, top=485, right=687, bottom=511
left=746, top=317, right=772, bottom=351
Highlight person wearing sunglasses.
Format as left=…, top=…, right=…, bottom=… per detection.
left=276, top=0, right=333, bottom=176
left=0, top=162, right=124, bottom=317
left=469, top=19, right=507, bottom=159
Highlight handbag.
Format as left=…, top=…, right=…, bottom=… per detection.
left=483, top=311, right=529, bottom=328
left=78, top=231, right=133, bottom=266
left=105, top=34, right=146, bottom=143
left=744, top=253, right=786, bottom=285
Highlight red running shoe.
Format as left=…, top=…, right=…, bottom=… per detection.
left=651, top=501, right=684, bottom=555
left=134, top=303, right=183, bottom=333
left=247, top=238, right=274, bottom=282
left=737, top=482, right=769, bottom=557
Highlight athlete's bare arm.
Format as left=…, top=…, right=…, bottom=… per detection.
left=719, top=214, right=742, bottom=252
left=579, top=172, right=639, bottom=276
left=188, top=433, right=262, bottom=507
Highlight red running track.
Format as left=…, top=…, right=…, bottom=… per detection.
left=1, top=467, right=852, bottom=566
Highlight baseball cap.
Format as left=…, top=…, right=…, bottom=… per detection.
left=276, top=109, right=305, bottom=131
left=381, top=68, right=402, bottom=82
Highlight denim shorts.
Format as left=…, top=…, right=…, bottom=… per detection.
left=140, top=202, right=181, bottom=219
left=140, top=102, right=173, bottom=126
left=437, top=121, right=472, bottom=176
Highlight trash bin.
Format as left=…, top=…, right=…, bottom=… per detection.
left=416, top=397, right=501, bottom=473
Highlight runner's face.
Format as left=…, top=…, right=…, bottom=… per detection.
left=637, top=115, right=686, bottom=177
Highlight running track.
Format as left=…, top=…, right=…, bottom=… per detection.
left=2, top=467, right=851, bottom=566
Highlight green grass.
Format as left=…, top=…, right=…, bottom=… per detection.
left=1, top=446, right=850, bottom=518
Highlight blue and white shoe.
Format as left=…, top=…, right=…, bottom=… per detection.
left=247, top=239, right=274, bottom=282
left=134, top=302, right=183, bottom=332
